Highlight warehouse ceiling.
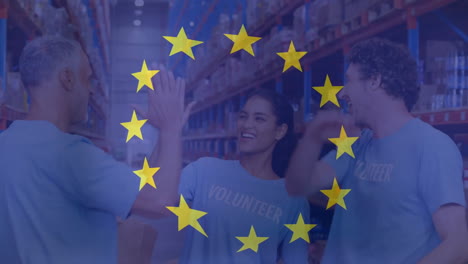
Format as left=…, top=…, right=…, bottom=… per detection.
left=108, top=0, right=169, bottom=153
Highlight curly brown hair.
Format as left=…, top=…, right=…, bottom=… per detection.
left=348, top=38, right=419, bottom=111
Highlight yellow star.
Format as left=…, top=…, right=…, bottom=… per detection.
left=224, top=25, right=261, bottom=56
left=328, top=125, right=359, bottom=159
left=320, top=178, right=351, bottom=210
left=131, top=60, right=159, bottom=92
left=284, top=213, right=316, bottom=243
left=163, top=27, right=203, bottom=60
left=120, top=110, right=148, bottom=143
left=236, top=226, right=269, bottom=253
left=277, top=41, right=308, bottom=72
left=312, top=75, right=344, bottom=107
left=166, top=195, right=208, bottom=237
left=133, top=157, right=160, bottom=191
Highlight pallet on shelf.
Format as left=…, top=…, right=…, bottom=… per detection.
left=368, top=0, right=398, bottom=23
left=9, top=0, right=43, bottom=37
left=185, top=0, right=305, bottom=91
left=414, top=108, right=468, bottom=126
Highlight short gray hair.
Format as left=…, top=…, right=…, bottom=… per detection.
left=19, top=36, right=81, bottom=89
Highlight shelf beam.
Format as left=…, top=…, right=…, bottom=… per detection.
left=434, top=10, right=468, bottom=43
left=0, top=5, right=6, bottom=98
left=275, top=77, right=283, bottom=94
left=407, top=11, right=419, bottom=60
left=304, top=66, right=312, bottom=122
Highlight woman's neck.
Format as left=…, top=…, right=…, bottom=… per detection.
left=239, top=151, right=278, bottom=180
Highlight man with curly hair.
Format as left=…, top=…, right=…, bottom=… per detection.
left=286, top=38, right=468, bottom=263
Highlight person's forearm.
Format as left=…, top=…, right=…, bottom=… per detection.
left=285, top=136, right=323, bottom=196
left=418, top=239, right=468, bottom=264
left=132, top=128, right=182, bottom=219
left=148, top=128, right=182, bottom=206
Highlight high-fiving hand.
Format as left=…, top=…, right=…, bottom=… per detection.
left=134, top=65, right=196, bottom=133
left=304, top=110, right=361, bottom=143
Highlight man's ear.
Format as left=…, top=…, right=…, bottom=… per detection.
left=369, top=74, right=383, bottom=92
left=58, top=68, right=75, bottom=92
left=275, top=123, right=288, bottom=141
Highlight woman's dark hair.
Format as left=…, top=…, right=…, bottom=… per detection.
left=245, top=89, right=297, bottom=178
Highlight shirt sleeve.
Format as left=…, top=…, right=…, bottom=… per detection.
left=178, top=159, right=200, bottom=203
left=321, top=129, right=371, bottom=183
left=321, top=150, right=353, bottom=183
left=65, top=138, right=140, bottom=220
left=279, top=199, right=310, bottom=264
left=418, top=132, right=466, bottom=215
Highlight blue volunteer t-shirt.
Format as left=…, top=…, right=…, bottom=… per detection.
left=0, top=120, right=140, bottom=264
left=321, top=118, right=466, bottom=264
left=178, top=157, right=310, bottom=264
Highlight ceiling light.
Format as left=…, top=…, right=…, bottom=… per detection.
left=189, top=21, right=194, bottom=27
left=134, top=9, right=143, bottom=16
left=135, top=0, right=144, bottom=7
left=133, top=19, right=142, bottom=26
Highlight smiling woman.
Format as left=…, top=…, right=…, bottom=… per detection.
left=238, top=89, right=298, bottom=178
left=176, top=89, right=310, bottom=264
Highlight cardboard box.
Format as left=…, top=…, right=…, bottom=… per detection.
left=317, top=0, right=344, bottom=29
left=344, top=0, right=379, bottom=21
left=117, top=218, right=157, bottom=264
left=414, top=84, right=438, bottom=112
left=4, top=72, right=28, bottom=113
left=425, top=40, right=458, bottom=59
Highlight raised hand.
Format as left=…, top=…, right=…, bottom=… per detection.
left=304, top=110, right=360, bottom=143
left=134, top=64, right=196, bottom=133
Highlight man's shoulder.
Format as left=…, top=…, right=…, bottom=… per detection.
left=407, top=119, right=461, bottom=161
left=61, top=134, right=110, bottom=164
left=412, top=118, right=455, bottom=144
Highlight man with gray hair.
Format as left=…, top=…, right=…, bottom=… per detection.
left=0, top=36, right=194, bottom=263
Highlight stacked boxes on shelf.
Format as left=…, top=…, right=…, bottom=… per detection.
left=5, top=0, right=110, bottom=141
left=237, top=52, right=258, bottom=85
left=12, top=0, right=49, bottom=29
left=225, top=57, right=242, bottom=89
left=317, top=0, right=344, bottom=30
left=246, top=0, right=288, bottom=30
left=4, top=72, right=28, bottom=113
left=367, top=0, right=395, bottom=23
left=293, top=0, right=343, bottom=49
left=211, top=65, right=227, bottom=95
left=343, top=0, right=376, bottom=21
left=187, top=12, right=241, bottom=84
left=294, top=5, right=318, bottom=51
left=66, top=0, right=110, bottom=99
left=192, top=79, right=211, bottom=102
left=415, top=40, right=468, bottom=112
left=246, top=0, right=264, bottom=29
left=258, top=27, right=297, bottom=74
left=225, top=139, right=238, bottom=160
left=41, top=5, right=73, bottom=37
left=225, top=106, right=238, bottom=136
left=182, top=0, right=468, bottom=164
left=316, top=0, right=344, bottom=45
left=342, top=0, right=399, bottom=35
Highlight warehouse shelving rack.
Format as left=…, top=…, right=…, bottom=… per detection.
left=168, top=0, right=468, bottom=164
left=0, top=0, right=111, bottom=151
